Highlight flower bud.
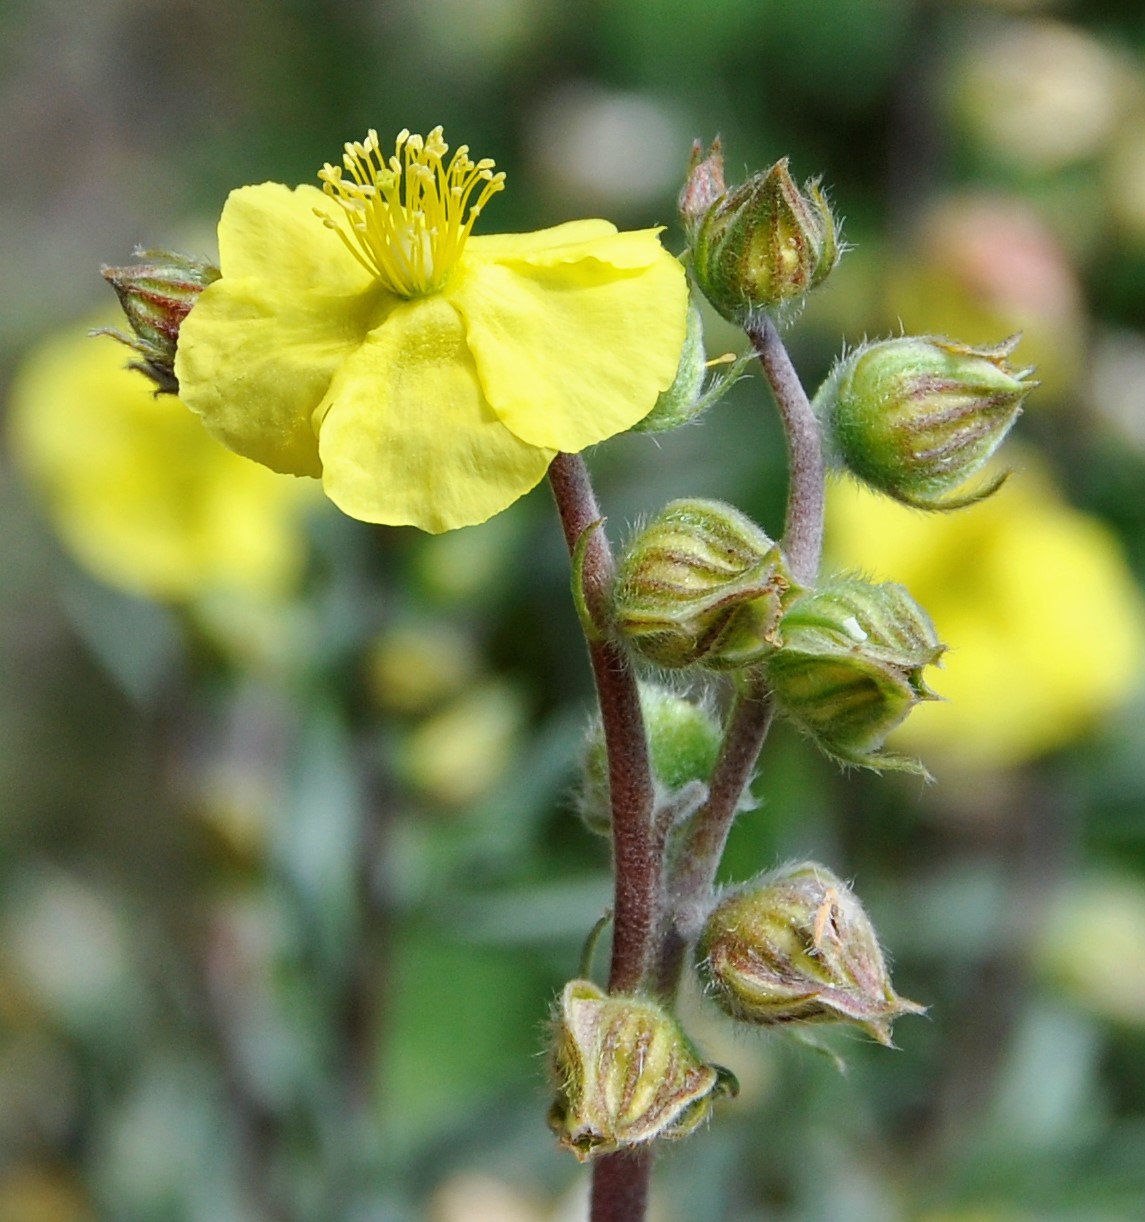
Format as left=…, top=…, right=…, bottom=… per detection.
left=614, top=499, right=798, bottom=670
left=547, top=979, right=737, bottom=1161
left=765, top=577, right=944, bottom=773
left=579, top=683, right=723, bottom=836
left=98, top=250, right=220, bottom=394
left=678, top=137, right=727, bottom=231
left=814, top=334, right=1035, bottom=510
left=685, top=147, right=840, bottom=326
left=696, top=862, right=925, bottom=1046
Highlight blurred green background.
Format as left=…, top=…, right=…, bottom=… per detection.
left=4, top=1, right=1145, bottom=1219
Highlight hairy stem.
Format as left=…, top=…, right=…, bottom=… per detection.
left=549, top=452, right=659, bottom=1222
left=549, top=317, right=823, bottom=1219
left=589, top=1148, right=652, bottom=1222
left=750, top=314, right=825, bottom=586
left=655, top=678, right=774, bottom=994
left=549, top=452, right=659, bottom=995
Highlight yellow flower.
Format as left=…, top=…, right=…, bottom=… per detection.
left=1038, top=871, right=1145, bottom=1026
left=174, top=127, right=689, bottom=533
left=826, top=460, right=1145, bottom=771
left=8, top=321, right=315, bottom=603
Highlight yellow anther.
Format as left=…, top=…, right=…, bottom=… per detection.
left=314, top=127, right=505, bottom=297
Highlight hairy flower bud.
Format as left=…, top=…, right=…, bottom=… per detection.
left=579, top=683, right=724, bottom=836
left=684, top=146, right=840, bottom=326
left=614, top=499, right=798, bottom=670
left=815, top=334, right=1035, bottom=510
left=678, top=137, right=727, bottom=231
left=765, top=577, right=944, bottom=773
left=696, top=862, right=925, bottom=1045
left=98, top=250, right=220, bottom=394
left=547, top=979, right=737, bottom=1161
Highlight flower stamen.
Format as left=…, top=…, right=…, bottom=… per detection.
left=315, top=126, right=506, bottom=297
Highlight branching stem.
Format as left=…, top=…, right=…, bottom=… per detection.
left=655, top=315, right=825, bottom=1015
left=550, top=314, right=824, bottom=1222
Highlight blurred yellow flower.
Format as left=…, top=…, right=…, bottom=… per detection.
left=175, top=126, right=689, bottom=533
left=397, top=679, right=525, bottom=806
left=826, top=460, right=1145, bottom=771
left=1037, top=871, right=1145, bottom=1026
left=368, top=622, right=479, bottom=716
left=8, top=323, right=315, bottom=603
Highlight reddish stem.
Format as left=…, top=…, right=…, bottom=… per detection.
left=549, top=452, right=661, bottom=1222
left=748, top=314, right=825, bottom=586
left=548, top=451, right=659, bottom=996
left=588, top=1148, right=652, bottom=1222
left=548, top=313, right=824, bottom=1220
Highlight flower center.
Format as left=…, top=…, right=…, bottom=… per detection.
left=316, top=127, right=505, bottom=298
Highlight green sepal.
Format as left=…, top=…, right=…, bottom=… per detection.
left=570, top=518, right=609, bottom=643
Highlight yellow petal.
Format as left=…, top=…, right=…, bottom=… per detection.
left=469, top=223, right=670, bottom=272
left=463, top=219, right=618, bottom=263
left=217, top=183, right=373, bottom=296
left=316, top=295, right=554, bottom=532
left=449, top=241, right=688, bottom=451
left=175, top=277, right=392, bottom=477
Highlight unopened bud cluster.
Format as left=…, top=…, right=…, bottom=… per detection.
left=611, top=498, right=943, bottom=770
left=99, top=251, right=220, bottom=394
left=681, top=140, right=840, bottom=326
left=547, top=979, right=736, bottom=1162
left=613, top=499, right=798, bottom=670
left=697, top=862, right=925, bottom=1046
left=815, top=334, right=1034, bottom=510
